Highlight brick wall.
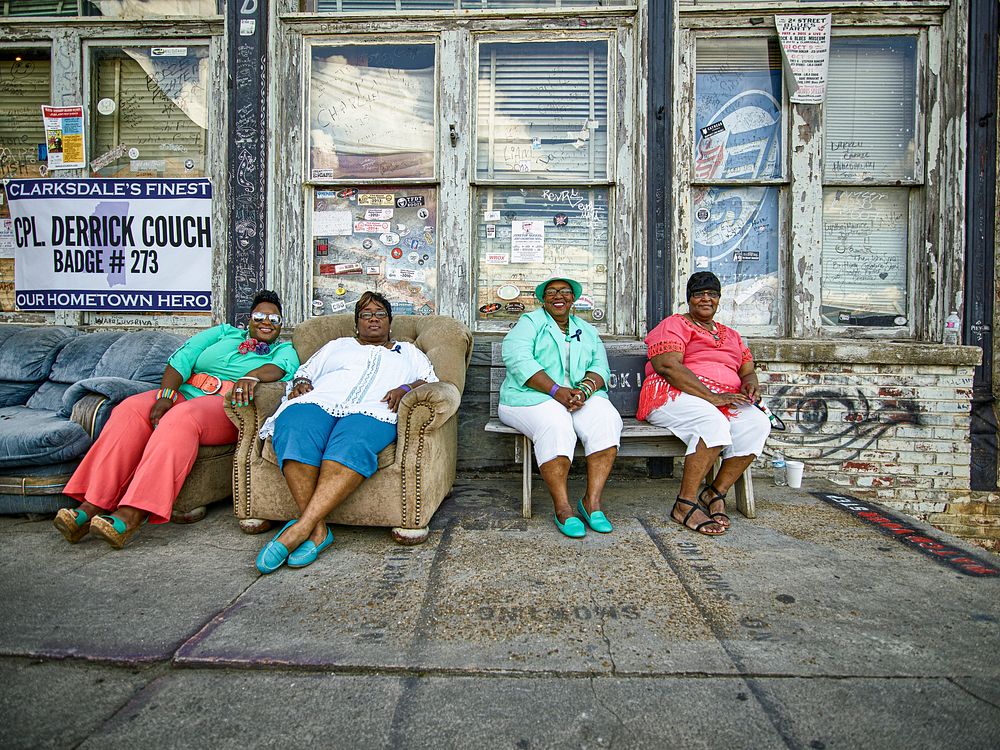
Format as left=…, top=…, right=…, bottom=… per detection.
left=752, top=340, right=995, bottom=549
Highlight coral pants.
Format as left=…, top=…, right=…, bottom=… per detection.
left=64, top=390, right=237, bottom=524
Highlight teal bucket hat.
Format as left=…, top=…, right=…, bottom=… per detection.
left=534, top=277, right=583, bottom=302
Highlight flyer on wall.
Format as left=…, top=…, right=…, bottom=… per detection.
left=41, top=105, right=86, bottom=170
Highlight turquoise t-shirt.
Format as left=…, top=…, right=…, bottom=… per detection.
left=167, top=324, right=299, bottom=400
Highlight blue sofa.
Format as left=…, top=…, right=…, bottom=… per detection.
left=0, top=325, right=236, bottom=520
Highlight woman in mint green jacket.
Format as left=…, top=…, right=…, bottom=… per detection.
left=498, top=277, right=623, bottom=538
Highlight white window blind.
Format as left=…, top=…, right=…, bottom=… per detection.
left=0, top=52, right=49, bottom=180
left=476, top=40, right=608, bottom=182
left=2, top=0, right=79, bottom=14
left=91, top=46, right=209, bottom=177
left=824, top=37, right=917, bottom=182
left=821, top=187, right=909, bottom=324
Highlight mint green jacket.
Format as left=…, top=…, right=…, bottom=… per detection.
left=499, top=308, right=611, bottom=407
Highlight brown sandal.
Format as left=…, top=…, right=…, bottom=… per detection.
left=698, top=484, right=731, bottom=528
left=671, top=497, right=726, bottom=536
left=53, top=508, right=91, bottom=543
left=90, top=514, right=144, bottom=550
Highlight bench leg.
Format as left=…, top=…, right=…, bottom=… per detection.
left=735, top=469, right=756, bottom=519
left=521, top=434, right=533, bottom=518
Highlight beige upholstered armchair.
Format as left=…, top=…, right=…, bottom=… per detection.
left=224, top=314, right=473, bottom=544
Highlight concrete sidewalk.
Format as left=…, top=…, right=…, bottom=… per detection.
left=1, top=476, right=998, bottom=749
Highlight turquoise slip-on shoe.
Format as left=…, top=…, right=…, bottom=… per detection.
left=288, top=526, right=334, bottom=568
left=577, top=499, right=613, bottom=533
left=255, top=519, right=297, bottom=574
left=554, top=513, right=586, bottom=538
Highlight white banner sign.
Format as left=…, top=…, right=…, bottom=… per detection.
left=8, top=178, right=212, bottom=311
left=775, top=15, right=832, bottom=104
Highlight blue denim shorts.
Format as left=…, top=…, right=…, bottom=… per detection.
left=271, top=403, right=397, bottom=478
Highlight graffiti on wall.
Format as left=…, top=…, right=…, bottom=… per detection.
left=768, top=386, right=921, bottom=464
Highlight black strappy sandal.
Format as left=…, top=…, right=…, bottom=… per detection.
left=698, top=484, right=731, bottom=528
left=671, top=496, right=726, bottom=536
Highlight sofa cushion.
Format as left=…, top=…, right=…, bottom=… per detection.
left=77, top=330, right=183, bottom=383
left=0, top=326, right=79, bottom=407
left=27, top=330, right=183, bottom=412
left=0, top=406, right=91, bottom=468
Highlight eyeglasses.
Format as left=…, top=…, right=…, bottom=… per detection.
left=543, top=288, right=576, bottom=298
left=358, top=310, right=389, bottom=320
left=690, top=290, right=721, bottom=300
left=251, top=312, right=282, bottom=325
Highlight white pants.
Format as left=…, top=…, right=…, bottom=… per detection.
left=645, top=391, right=770, bottom=459
left=498, top=397, right=623, bottom=466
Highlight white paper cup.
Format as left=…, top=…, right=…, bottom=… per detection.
left=785, top=460, right=804, bottom=488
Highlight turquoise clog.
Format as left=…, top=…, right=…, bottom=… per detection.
left=577, top=499, right=613, bottom=533
left=255, top=520, right=297, bottom=574
left=288, top=526, right=334, bottom=568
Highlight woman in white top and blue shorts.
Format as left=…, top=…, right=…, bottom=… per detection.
left=254, top=291, right=438, bottom=574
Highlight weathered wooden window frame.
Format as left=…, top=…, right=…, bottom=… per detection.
left=271, top=8, right=643, bottom=336
left=675, top=5, right=959, bottom=342
left=0, top=15, right=226, bottom=331
left=470, top=31, right=619, bottom=334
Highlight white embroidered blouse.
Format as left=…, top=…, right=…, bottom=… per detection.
left=259, top=337, right=438, bottom=439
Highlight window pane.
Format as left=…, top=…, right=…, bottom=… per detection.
left=309, top=44, right=436, bottom=181
left=821, top=187, right=909, bottom=326
left=2, top=0, right=79, bottom=15
left=90, top=45, right=209, bottom=178
left=307, top=1, right=627, bottom=11
left=0, top=49, right=49, bottom=180
left=474, top=187, right=609, bottom=331
left=1, top=1, right=219, bottom=16
left=692, top=185, right=780, bottom=327
left=824, top=37, right=917, bottom=182
left=476, top=41, right=608, bottom=181
left=311, top=186, right=438, bottom=316
left=88, top=0, right=218, bottom=14
left=694, top=38, right=783, bottom=180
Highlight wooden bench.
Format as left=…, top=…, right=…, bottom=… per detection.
left=484, top=341, right=755, bottom=520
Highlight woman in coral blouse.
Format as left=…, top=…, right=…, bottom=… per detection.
left=638, top=272, right=770, bottom=536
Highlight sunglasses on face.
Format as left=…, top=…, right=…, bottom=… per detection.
left=544, top=288, right=575, bottom=298
left=358, top=310, right=389, bottom=320
left=251, top=312, right=282, bottom=325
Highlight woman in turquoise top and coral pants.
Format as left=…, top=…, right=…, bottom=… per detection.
left=54, top=291, right=300, bottom=549
left=499, top=277, right=623, bottom=538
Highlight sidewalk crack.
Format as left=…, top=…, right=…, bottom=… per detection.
left=947, top=677, right=1000, bottom=711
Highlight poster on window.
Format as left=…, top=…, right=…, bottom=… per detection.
left=309, top=45, right=435, bottom=180
left=693, top=68, right=782, bottom=326
left=8, top=178, right=212, bottom=311
left=311, top=187, right=437, bottom=316
left=41, top=105, right=86, bottom=170
left=775, top=15, right=832, bottom=104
